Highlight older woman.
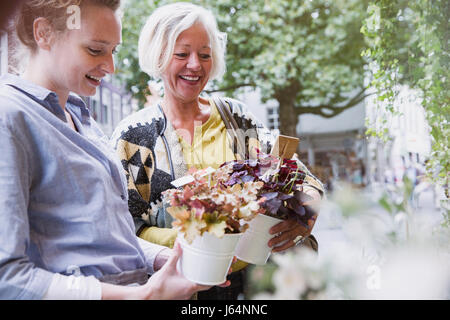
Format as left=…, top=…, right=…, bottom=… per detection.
left=0, top=0, right=220, bottom=300
left=111, top=2, right=324, bottom=300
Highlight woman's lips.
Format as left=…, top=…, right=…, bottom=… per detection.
left=86, top=74, right=102, bottom=86
left=179, top=75, right=200, bottom=82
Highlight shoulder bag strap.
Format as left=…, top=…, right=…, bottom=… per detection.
left=213, top=97, right=246, bottom=160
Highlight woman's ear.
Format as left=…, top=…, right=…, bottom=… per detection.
left=33, top=17, right=55, bottom=51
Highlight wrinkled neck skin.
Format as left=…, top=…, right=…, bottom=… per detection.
left=162, top=94, right=211, bottom=128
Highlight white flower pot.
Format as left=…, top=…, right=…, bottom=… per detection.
left=177, top=232, right=243, bottom=285
left=235, top=214, right=283, bottom=265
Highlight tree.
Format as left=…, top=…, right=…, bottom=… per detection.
left=361, top=0, right=449, bottom=193
left=205, top=0, right=369, bottom=137
left=115, top=0, right=160, bottom=103
left=117, top=0, right=369, bottom=137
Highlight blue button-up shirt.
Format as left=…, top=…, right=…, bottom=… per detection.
left=0, top=74, right=153, bottom=299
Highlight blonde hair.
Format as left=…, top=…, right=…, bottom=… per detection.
left=138, top=2, right=226, bottom=80
left=16, top=0, right=121, bottom=53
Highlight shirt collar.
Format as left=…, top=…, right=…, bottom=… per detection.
left=1, top=73, right=91, bottom=125
left=0, top=73, right=54, bottom=100
left=67, top=94, right=91, bottom=125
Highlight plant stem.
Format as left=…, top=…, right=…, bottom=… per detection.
left=271, top=159, right=282, bottom=182
left=282, top=167, right=299, bottom=193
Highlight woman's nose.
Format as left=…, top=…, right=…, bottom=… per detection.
left=102, top=53, right=115, bottom=74
left=186, top=53, right=201, bottom=71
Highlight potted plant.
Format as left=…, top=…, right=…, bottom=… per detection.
left=221, top=152, right=317, bottom=265
left=162, top=167, right=265, bottom=285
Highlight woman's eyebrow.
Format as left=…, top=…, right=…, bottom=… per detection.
left=91, top=40, right=122, bottom=46
left=91, top=40, right=110, bottom=44
left=177, top=44, right=211, bottom=49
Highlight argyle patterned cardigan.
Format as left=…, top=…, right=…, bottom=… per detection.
left=110, top=97, right=324, bottom=249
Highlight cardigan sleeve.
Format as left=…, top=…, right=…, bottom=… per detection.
left=110, top=114, right=179, bottom=249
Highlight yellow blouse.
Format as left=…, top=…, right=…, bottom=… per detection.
left=178, top=99, right=236, bottom=170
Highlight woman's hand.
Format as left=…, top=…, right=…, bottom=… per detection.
left=268, top=188, right=321, bottom=253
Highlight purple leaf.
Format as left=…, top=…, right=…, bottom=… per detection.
left=278, top=193, right=293, bottom=201
left=233, top=170, right=247, bottom=177
left=304, top=205, right=318, bottom=220
left=277, top=205, right=291, bottom=218
left=294, top=205, right=306, bottom=216
left=247, top=159, right=258, bottom=167
left=294, top=190, right=314, bottom=203
left=286, top=198, right=306, bottom=216
left=261, top=192, right=279, bottom=200
left=225, top=177, right=240, bottom=186
left=241, top=175, right=255, bottom=183
left=262, top=198, right=282, bottom=215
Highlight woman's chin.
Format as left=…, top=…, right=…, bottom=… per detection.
left=176, top=87, right=205, bottom=101
left=77, top=86, right=98, bottom=97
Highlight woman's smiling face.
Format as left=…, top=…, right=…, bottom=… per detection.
left=161, top=23, right=213, bottom=104
left=48, top=4, right=121, bottom=98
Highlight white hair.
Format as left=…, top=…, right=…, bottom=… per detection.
left=138, top=2, right=227, bottom=80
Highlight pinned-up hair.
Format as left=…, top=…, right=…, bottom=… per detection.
left=16, top=0, right=121, bottom=52
left=138, top=2, right=227, bottom=81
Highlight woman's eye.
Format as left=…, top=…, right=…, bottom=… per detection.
left=175, top=53, right=188, bottom=58
left=200, top=54, right=211, bottom=59
left=88, top=48, right=102, bottom=55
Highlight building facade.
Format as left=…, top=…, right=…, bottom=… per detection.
left=85, top=75, right=137, bottom=137
left=237, top=89, right=368, bottom=190
left=365, top=86, right=431, bottom=186
left=296, top=100, right=368, bottom=190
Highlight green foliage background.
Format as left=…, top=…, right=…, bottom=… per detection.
left=361, top=0, right=449, bottom=192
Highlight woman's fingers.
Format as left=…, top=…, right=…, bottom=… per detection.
left=269, top=218, right=296, bottom=235
left=268, top=226, right=299, bottom=248
left=164, top=241, right=181, bottom=270
left=267, top=215, right=316, bottom=252
left=271, top=238, right=296, bottom=252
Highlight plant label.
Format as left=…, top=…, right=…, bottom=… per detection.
left=171, top=167, right=216, bottom=188
left=270, top=135, right=300, bottom=159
